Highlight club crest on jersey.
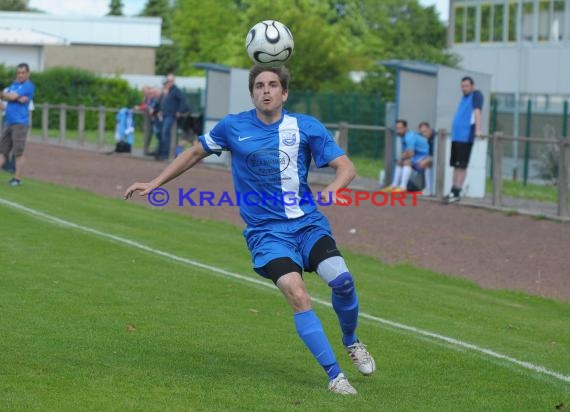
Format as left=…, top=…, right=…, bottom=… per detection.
left=281, top=131, right=297, bottom=147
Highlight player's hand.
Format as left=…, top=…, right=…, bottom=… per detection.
left=475, top=130, right=483, bottom=139
left=320, top=189, right=348, bottom=205
left=124, top=182, right=156, bottom=200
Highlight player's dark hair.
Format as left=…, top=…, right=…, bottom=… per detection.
left=395, top=119, right=407, bottom=128
left=461, top=76, right=474, bottom=85
left=248, top=65, right=290, bottom=94
left=17, top=63, right=30, bottom=72
left=418, top=121, right=430, bottom=129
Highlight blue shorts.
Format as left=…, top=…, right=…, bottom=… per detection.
left=412, top=153, right=429, bottom=169
left=244, top=212, right=334, bottom=278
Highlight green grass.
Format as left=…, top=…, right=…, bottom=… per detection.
left=1, top=180, right=569, bottom=411
left=486, top=178, right=559, bottom=203
left=350, top=155, right=383, bottom=180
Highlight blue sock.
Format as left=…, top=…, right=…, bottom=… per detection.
left=294, top=309, right=341, bottom=380
left=331, top=288, right=359, bottom=347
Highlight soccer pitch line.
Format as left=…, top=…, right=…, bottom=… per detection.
left=1, top=197, right=569, bottom=385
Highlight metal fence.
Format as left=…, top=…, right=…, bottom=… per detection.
left=29, top=104, right=199, bottom=159
left=491, top=94, right=570, bottom=185
left=25, top=104, right=570, bottom=217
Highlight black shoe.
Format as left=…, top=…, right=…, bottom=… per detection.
left=9, top=178, right=22, bottom=187
left=443, top=192, right=460, bottom=204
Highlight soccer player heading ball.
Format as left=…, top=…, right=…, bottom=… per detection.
left=124, top=65, right=376, bottom=395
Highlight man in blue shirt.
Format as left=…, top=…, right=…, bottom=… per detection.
left=445, top=76, right=484, bottom=203
left=124, top=65, right=375, bottom=395
left=382, top=119, right=431, bottom=192
left=0, top=63, right=35, bottom=186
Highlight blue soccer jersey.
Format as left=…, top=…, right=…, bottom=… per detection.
left=452, top=90, right=484, bottom=143
left=199, top=109, right=344, bottom=227
left=4, top=80, right=35, bottom=126
left=402, top=130, right=429, bottom=156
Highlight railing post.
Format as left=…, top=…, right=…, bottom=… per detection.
left=492, top=132, right=504, bottom=207
left=557, top=139, right=568, bottom=217
left=338, top=122, right=349, bottom=154
left=435, top=128, right=447, bottom=199
left=523, top=99, right=532, bottom=185
left=59, top=103, right=67, bottom=144
left=78, top=105, right=86, bottom=146
left=562, top=100, right=568, bottom=139
left=383, top=127, right=393, bottom=187
left=41, top=103, right=49, bottom=142
left=168, top=118, right=178, bottom=160
left=98, top=106, right=106, bottom=150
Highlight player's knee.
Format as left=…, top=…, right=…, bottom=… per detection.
left=290, top=286, right=312, bottom=308
left=328, top=272, right=355, bottom=297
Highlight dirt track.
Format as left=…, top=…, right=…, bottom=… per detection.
left=20, top=142, right=570, bottom=301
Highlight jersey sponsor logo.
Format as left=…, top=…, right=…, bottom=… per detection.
left=281, top=131, right=297, bottom=146
left=238, top=136, right=253, bottom=142
left=246, top=149, right=290, bottom=176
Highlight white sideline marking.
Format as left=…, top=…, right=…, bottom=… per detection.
left=1, top=197, right=569, bottom=385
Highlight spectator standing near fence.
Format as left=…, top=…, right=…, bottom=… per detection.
left=0, top=63, right=35, bottom=186
left=157, top=73, right=190, bottom=160
left=418, top=121, right=435, bottom=196
left=445, top=76, right=484, bottom=203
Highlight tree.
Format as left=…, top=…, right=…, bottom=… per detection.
left=0, top=0, right=29, bottom=11
left=140, top=0, right=175, bottom=74
left=166, top=0, right=456, bottom=92
left=140, top=0, right=171, bottom=33
left=107, top=0, right=124, bottom=16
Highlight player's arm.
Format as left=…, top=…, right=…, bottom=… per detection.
left=474, top=108, right=482, bottom=137
left=2, top=91, right=20, bottom=101
left=474, top=91, right=484, bottom=137
left=124, top=144, right=209, bottom=199
left=322, top=155, right=356, bottom=204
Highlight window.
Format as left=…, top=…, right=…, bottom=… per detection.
left=481, top=4, right=493, bottom=42
left=508, top=2, right=518, bottom=41
left=521, top=1, right=534, bottom=41
left=493, top=4, right=505, bottom=41
left=466, top=6, right=477, bottom=42
left=454, top=6, right=465, bottom=43
left=538, top=0, right=551, bottom=41
left=553, top=0, right=565, bottom=41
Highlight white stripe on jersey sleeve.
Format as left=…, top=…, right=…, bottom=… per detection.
left=203, top=132, right=223, bottom=152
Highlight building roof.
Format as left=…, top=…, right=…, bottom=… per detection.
left=0, top=27, right=68, bottom=45
left=378, top=60, right=439, bottom=76
left=194, top=63, right=231, bottom=73
left=0, top=11, right=161, bottom=48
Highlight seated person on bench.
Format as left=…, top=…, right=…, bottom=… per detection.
left=382, top=119, right=431, bottom=192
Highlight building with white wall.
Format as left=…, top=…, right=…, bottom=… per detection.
left=0, top=12, right=162, bottom=74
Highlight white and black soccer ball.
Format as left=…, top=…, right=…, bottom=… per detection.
left=245, top=20, right=294, bottom=68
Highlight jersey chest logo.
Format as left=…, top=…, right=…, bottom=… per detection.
left=281, top=131, right=297, bottom=147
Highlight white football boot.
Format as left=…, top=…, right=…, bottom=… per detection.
left=345, top=341, right=376, bottom=376
left=328, top=373, right=357, bottom=395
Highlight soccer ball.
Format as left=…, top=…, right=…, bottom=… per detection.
left=245, top=20, right=294, bottom=67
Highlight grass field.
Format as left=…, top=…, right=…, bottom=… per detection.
left=1, top=179, right=569, bottom=411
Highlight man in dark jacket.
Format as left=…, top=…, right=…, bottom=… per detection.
left=157, top=73, right=190, bottom=160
